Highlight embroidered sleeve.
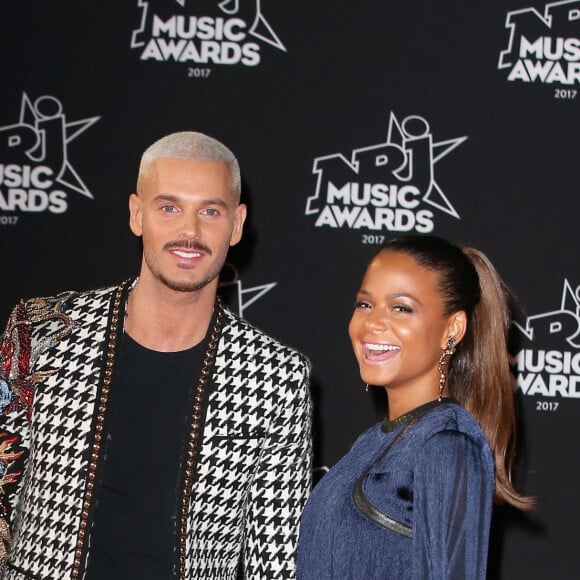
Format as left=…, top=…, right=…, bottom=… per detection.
left=0, top=293, right=74, bottom=565
left=0, top=302, right=33, bottom=564
left=242, top=354, right=312, bottom=579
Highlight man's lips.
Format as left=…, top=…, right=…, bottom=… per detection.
left=163, top=240, right=212, bottom=258
left=171, top=249, right=203, bottom=259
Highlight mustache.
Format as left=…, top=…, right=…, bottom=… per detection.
left=163, top=239, right=212, bottom=255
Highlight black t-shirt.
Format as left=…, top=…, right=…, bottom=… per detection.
left=85, top=333, right=204, bottom=580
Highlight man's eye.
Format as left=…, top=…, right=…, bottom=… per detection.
left=202, top=208, right=220, bottom=217
left=161, top=204, right=177, bottom=213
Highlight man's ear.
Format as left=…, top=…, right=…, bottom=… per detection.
left=128, top=193, right=143, bottom=237
left=229, top=203, right=247, bottom=247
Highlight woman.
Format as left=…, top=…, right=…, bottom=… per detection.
left=297, top=235, right=533, bottom=579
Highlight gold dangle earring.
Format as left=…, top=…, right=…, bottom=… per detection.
left=437, top=336, right=456, bottom=402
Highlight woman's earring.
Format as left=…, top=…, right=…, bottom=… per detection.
left=438, top=336, right=456, bottom=401
left=365, top=383, right=369, bottom=393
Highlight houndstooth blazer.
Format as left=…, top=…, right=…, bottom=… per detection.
left=0, top=281, right=312, bottom=579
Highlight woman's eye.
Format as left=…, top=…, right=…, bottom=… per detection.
left=392, top=304, right=413, bottom=313
left=354, top=301, right=371, bottom=310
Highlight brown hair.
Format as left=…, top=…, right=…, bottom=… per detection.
left=380, top=235, right=534, bottom=510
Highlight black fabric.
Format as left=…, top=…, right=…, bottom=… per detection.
left=85, top=332, right=204, bottom=580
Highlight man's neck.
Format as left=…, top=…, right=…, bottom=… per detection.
left=123, top=278, right=217, bottom=352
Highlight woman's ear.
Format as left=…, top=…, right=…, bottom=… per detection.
left=443, top=311, right=467, bottom=348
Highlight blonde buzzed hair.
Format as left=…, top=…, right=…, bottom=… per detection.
left=137, top=131, right=242, bottom=202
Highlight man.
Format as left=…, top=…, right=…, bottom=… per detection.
left=0, top=132, right=311, bottom=579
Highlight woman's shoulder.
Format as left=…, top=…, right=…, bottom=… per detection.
left=410, top=401, right=490, bottom=452
left=364, top=402, right=494, bottom=484
left=350, top=421, right=389, bottom=448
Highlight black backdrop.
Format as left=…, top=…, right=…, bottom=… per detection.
left=1, top=1, right=579, bottom=577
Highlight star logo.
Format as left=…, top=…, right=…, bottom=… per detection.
left=131, top=0, right=285, bottom=53
left=305, top=112, right=466, bottom=233
left=218, top=263, right=276, bottom=317
left=0, top=93, right=99, bottom=199
left=514, top=279, right=580, bottom=349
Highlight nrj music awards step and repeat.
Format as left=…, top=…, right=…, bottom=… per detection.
left=1, top=1, right=579, bottom=577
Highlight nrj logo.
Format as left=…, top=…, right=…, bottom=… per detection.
left=0, top=93, right=99, bottom=215
left=131, top=0, right=286, bottom=67
left=514, top=279, right=580, bottom=398
left=498, top=0, right=580, bottom=85
left=304, top=112, right=466, bottom=234
left=218, top=263, right=276, bottom=317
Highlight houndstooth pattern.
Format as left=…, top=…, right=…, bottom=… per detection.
left=2, top=288, right=112, bottom=579
left=0, top=285, right=311, bottom=579
left=186, top=311, right=311, bottom=579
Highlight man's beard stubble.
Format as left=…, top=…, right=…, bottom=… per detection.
left=145, top=239, right=222, bottom=293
